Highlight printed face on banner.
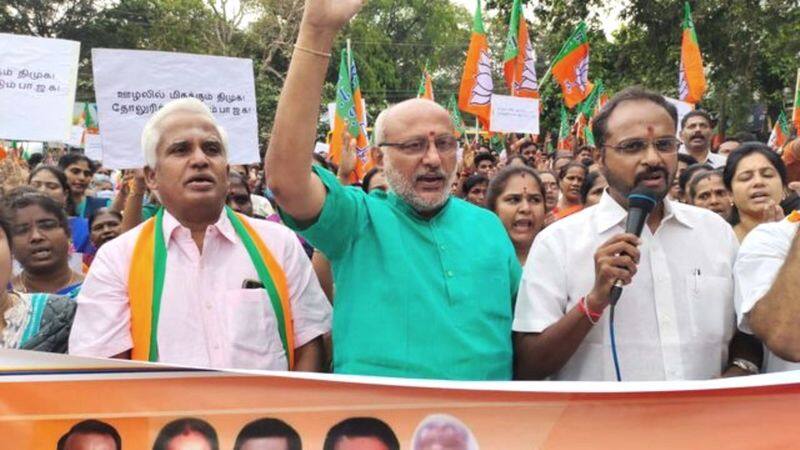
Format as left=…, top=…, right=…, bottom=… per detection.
left=92, top=48, right=259, bottom=169
left=0, top=34, right=80, bottom=141
left=334, top=436, right=390, bottom=450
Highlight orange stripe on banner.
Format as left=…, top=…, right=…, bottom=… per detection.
left=128, top=219, right=156, bottom=361
left=237, top=216, right=295, bottom=365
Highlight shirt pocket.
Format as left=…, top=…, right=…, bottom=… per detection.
left=222, top=289, right=284, bottom=369
left=685, top=274, right=734, bottom=343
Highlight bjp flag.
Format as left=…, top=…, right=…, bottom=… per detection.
left=768, top=111, right=790, bottom=150
left=417, top=63, right=434, bottom=101
left=551, top=22, right=594, bottom=109
left=348, top=48, right=373, bottom=181
left=503, top=0, right=539, bottom=98
left=679, top=2, right=706, bottom=104
left=329, top=49, right=360, bottom=174
left=458, top=0, right=493, bottom=130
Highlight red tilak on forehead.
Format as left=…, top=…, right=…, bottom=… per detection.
left=646, top=125, right=656, bottom=138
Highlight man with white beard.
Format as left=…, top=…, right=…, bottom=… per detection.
left=264, top=0, right=520, bottom=380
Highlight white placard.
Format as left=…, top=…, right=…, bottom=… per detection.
left=66, top=125, right=85, bottom=147
left=0, top=34, right=79, bottom=141
left=490, top=95, right=540, bottom=134
left=327, top=103, right=336, bottom=131
left=314, top=142, right=329, bottom=155
left=92, top=49, right=259, bottom=169
left=665, top=96, right=694, bottom=135
left=84, top=133, right=103, bottom=161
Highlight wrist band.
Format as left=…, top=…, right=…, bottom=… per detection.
left=578, top=297, right=602, bottom=324
left=294, top=44, right=332, bottom=58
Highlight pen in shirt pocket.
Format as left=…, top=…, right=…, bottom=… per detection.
left=693, top=268, right=701, bottom=292
left=242, top=279, right=264, bottom=289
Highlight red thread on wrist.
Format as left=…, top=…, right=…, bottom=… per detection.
left=578, top=296, right=602, bottom=323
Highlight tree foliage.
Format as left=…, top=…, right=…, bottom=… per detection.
left=2, top=0, right=799, bottom=141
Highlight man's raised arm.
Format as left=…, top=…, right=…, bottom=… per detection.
left=265, top=0, right=363, bottom=222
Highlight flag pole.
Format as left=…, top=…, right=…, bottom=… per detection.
left=346, top=39, right=352, bottom=70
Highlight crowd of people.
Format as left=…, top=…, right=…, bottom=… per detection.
left=2, top=0, right=800, bottom=383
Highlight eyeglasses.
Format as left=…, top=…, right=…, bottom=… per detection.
left=603, top=137, right=682, bottom=155
left=378, top=134, right=458, bottom=156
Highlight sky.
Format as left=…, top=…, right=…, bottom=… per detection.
left=450, top=0, right=628, bottom=40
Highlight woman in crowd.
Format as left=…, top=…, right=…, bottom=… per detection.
left=461, top=174, right=489, bottom=207
left=688, top=169, right=733, bottom=220
left=580, top=171, right=608, bottom=208
left=486, top=166, right=546, bottom=266
left=552, top=162, right=587, bottom=220
left=88, top=208, right=122, bottom=252
left=677, top=163, right=711, bottom=204
left=28, top=166, right=92, bottom=255
left=0, top=210, right=75, bottom=352
left=723, top=143, right=788, bottom=242
left=57, top=153, right=109, bottom=219
left=4, top=189, right=84, bottom=298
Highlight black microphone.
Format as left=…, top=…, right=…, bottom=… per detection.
left=608, top=187, right=657, bottom=306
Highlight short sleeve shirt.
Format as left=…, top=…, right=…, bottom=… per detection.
left=514, top=192, right=738, bottom=381
left=280, top=166, right=521, bottom=380
left=734, top=217, right=800, bottom=373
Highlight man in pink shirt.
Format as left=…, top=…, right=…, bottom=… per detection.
left=69, top=98, right=331, bottom=371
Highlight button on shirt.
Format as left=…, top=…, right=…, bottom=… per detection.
left=280, top=166, right=521, bottom=380
left=514, top=192, right=738, bottom=381
left=68, top=209, right=331, bottom=370
left=735, top=217, right=800, bottom=373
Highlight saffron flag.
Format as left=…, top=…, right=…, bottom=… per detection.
left=349, top=48, right=374, bottom=181
left=417, top=63, right=434, bottom=101
left=329, top=49, right=360, bottom=173
left=679, top=2, right=706, bottom=104
left=557, top=105, right=571, bottom=151
left=503, top=0, right=539, bottom=98
left=551, top=22, right=594, bottom=109
left=458, top=0, right=493, bottom=130
left=793, top=68, right=800, bottom=131
left=448, top=94, right=467, bottom=138
left=768, top=111, right=790, bottom=150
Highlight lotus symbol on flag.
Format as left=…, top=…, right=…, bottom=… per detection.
left=678, top=62, right=689, bottom=100
left=470, top=50, right=494, bottom=106
left=575, top=55, right=590, bottom=93
left=516, top=39, right=539, bottom=93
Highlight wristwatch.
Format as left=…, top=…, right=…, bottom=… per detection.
left=731, top=358, right=760, bottom=375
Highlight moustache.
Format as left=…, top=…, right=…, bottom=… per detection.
left=634, top=167, right=669, bottom=185
left=414, top=170, right=447, bottom=182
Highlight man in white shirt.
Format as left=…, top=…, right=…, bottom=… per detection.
left=679, top=110, right=726, bottom=169
left=514, top=87, right=742, bottom=381
left=735, top=213, right=800, bottom=372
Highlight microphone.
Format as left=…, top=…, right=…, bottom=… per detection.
left=608, top=187, right=657, bottom=306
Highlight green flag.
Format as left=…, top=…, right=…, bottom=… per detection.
left=335, top=49, right=359, bottom=138
left=447, top=94, right=467, bottom=137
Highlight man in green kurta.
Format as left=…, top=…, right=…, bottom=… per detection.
left=267, top=0, right=520, bottom=380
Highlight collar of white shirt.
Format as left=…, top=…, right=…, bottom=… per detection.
left=594, top=189, right=695, bottom=234
left=160, top=207, right=239, bottom=245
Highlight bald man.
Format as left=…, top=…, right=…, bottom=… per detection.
left=265, top=0, right=520, bottom=380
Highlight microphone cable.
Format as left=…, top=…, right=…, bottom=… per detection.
left=610, top=304, right=622, bottom=381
